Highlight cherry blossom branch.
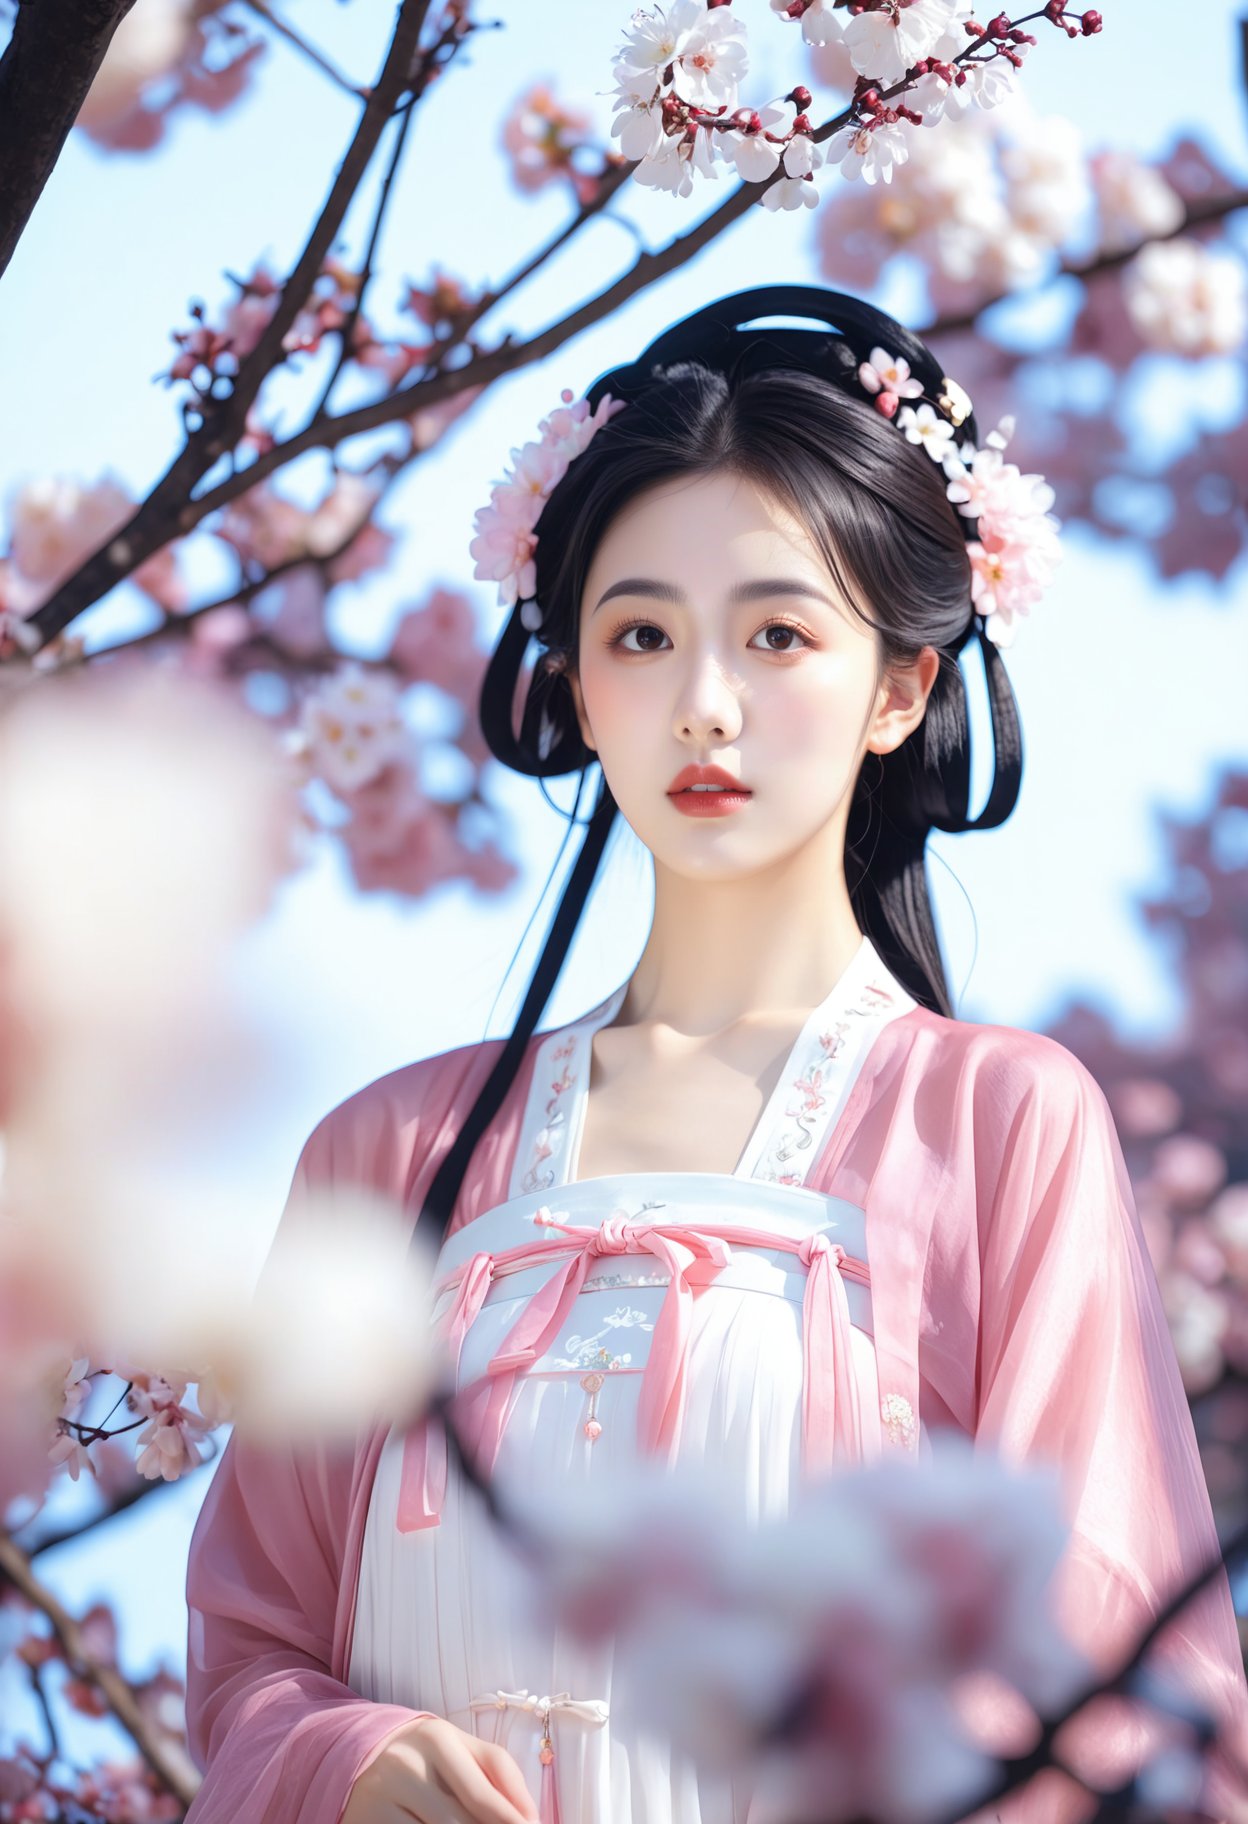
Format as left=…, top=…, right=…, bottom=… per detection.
left=311, top=5, right=492, bottom=420
left=113, top=171, right=1248, bottom=537
left=925, top=1511, right=1248, bottom=1824
left=236, top=0, right=369, bottom=101
left=924, top=185, right=1248, bottom=336
left=0, top=1530, right=199, bottom=1806
left=0, top=0, right=138, bottom=279
left=435, top=1377, right=1248, bottom=1824
left=23, top=0, right=437, bottom=647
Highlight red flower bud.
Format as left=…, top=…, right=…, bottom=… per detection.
left=988, top=12, right=1011, bottom=35
left=1081, top=8, right=1102, bottom=30
left=791, top=84, right=813, bottom=109
left=1043, top=0, right=1065, bottom=18
left=964, top=17, right=984, bottom=31
left=875, top=391, right=899, bottom=419
left=860, top=86, right=881, bottom=110
left=793, top=111, right=811, bottom=132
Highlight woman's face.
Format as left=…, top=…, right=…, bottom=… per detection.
left=566, top=468, right=938, bottom=884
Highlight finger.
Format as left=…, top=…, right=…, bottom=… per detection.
left=472, top=1741, right=542, bottom=1822
left=435, top=1734, right=542, bottom=1824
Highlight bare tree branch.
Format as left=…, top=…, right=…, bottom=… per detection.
left=0, top=1529, right=200, bottom=1806
left=0, top=0, right=138, bottom=279
left=25, top=0, right=436, bottom=647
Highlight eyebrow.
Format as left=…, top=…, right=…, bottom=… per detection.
left=590, top=577, right=842, bottom=617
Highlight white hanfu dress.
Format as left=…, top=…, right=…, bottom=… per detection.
left=346, top=934, right=923, bottom=1824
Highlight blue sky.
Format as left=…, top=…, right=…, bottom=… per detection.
left=1, top=0, right=1246, bottom=1766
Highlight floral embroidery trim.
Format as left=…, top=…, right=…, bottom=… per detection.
left=750, top=971, right=917, bottom=1186
left=513, top=946, right=915, bottom=1200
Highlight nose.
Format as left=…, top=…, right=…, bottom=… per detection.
left=671, top=649, right=743, bottom=746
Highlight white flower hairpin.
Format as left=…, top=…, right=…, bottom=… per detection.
left=470, top=360, right=1060, bottom=653
left=856, top=344, right=1061, bottom=648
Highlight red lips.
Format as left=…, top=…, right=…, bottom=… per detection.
left=666, top=763, right=750, bottom=795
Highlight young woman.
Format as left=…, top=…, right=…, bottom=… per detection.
left=182, top=287, right=1248, bottom=1824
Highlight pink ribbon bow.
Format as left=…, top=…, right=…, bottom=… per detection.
left=396, top=1215, right=871, bottom=1534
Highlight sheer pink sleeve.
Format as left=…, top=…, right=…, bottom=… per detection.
left=182, top=1111, right=434, bottom=1824
left=972, top=1038, right=1248, bottom=1823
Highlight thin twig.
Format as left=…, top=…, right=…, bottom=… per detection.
left=237, top=0, right=368, bottom=99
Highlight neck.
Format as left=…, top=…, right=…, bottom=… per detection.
left=619, top=820, right=864, bottom=1038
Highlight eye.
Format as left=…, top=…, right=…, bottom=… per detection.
left=605, top=616, right=816, bottom=655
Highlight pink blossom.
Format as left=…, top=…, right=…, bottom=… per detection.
left=524, top=1436, right=1082, bottom=1824
left=127, top=1371, right=213, bottom=1483
left=388, top=588, right=484, bottom=699
left=858, top=347, right=925, bottom=400
left=471, top=389, right=626, bottom=608
left=501, top=82, right=593, bottom=194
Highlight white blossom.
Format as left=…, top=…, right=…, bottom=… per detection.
left=1122, top=237, right=1248, bottom=357
left=769, top=0, right=842, bottom=47
left=1091, top=150, right=1185, bottom=255
left=843, top=0, right=963, bottom=85
left=999, top=114, right=1091, bottom=247
left=722, top=100, right=791, bottom=182
left=610, top=96, right=668, bottom=162
left=611, top=0, right=705, bottom=101
left=826, top=119, right=911, bottom=187
left=896, top=402, right=956, bottom=459
left=668, top=2, right=748, bottom=110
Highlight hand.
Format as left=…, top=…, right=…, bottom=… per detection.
left=341, top=1714, right=542, bottom=1824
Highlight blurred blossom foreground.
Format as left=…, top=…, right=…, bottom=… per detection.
left=0, top=664, right=436, bottom=1518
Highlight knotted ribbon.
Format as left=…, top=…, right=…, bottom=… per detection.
left=397, top=1213, right=872, bottom=1533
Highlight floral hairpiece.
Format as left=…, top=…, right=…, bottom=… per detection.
left=471, top=359, right=1060, bottom=653
left=469, top=388, right=628, bottom=627
left=856, top=345, right=1061, bottom=649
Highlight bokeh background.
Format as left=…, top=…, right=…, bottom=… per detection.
left=1, top=0, right=1246, bottom=1797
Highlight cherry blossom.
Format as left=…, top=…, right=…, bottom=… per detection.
left=759, top=131, right=824, bottom=210
left=1121, top=238, right=1248, bottom=358
left=609, top=95, right=667, bottom=165
left=721, top=101, right=796, bottom=183
left=1090, top=148, right=1185, bottom=255
left=941, top=419, right=1061, bottom=646
left=633, top=121, right=722, bottom=197
left=825, top=118, right=912, bottom=186
left=74, top=0, right=266, bottom=153
left=501, top=82, right=594, bottom=193
left=666, top=3, right=749, bottom=109
left=843, top=0, right=969, bottom=86
left=858, top=347, right=926, bottom=404
left=471, top=387, right=627, bottom=608
left=897, top=401, right=956, bottom=459
left=296, top=659, right=411, bottom=796
left=75, top=0, right=198, bottom=141
left=522, top=1434, right=1083, bottom=1824
left=768, top=0, right=842, bottom=48
left=998, top=112, right=1091, bottom=247
left=127, top=1372, right=214, bottom=1483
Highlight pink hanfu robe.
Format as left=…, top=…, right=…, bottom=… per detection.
left=183, top=935, right=1248, bottom=1824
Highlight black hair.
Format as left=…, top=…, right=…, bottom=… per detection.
left=418, top=285, right=1023, bottom=1246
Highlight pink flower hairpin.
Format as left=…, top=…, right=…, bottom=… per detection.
left=469, top=387, right=628, bottom=624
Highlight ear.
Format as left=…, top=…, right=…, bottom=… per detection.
left=562, top=660, right=598, bottom=754
left=863, top=645, right=941, bottom=757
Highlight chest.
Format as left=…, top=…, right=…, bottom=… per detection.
left=574, top=1025, right=800, bottom=1182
